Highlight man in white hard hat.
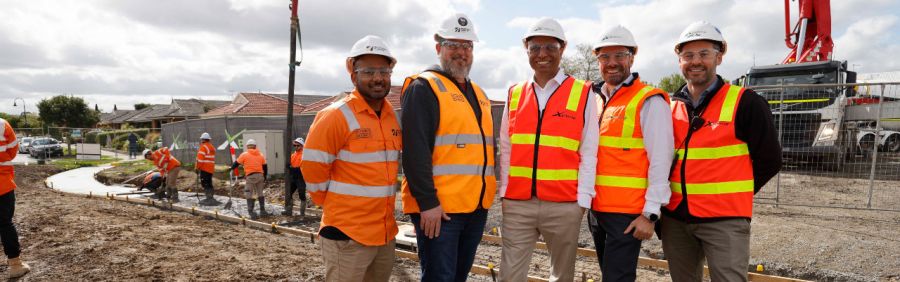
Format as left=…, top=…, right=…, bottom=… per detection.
left=230, top=139, right=268, bottom=219
left=586, top=25, right=673, bottom=282
left=498, top=17, right=598, bottom=282
left=302, top=35, right=400, bottom=281
left=662, top=21, right=781, bottom=282
left=196, top=132, right=219, bottom=205
left=400, top=13, right=496, bottom=281
left=282, top=137, right=307, bottom=216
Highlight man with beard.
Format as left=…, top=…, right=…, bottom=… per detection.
left=301, top=35, right=400, bottom=282
left=400, top=13, right=496, bottom=281
left=588, top=25, right=673, bottom=282
left=498, top=17, right=598, bottom=282
left=662, top=21, right=781, bottom=282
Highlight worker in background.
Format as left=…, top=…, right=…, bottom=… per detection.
left=230, top=139, right=268, bottom=219
left=301, top=35, right=400, bottom=281
left=588, top=25, right=673, bottom=282
left=662, top=21, right=782, bottom=282
left=144, top=147, right=181, bottom=202
left=400, top=13, right=495, bottom=281
left=196, top=132, right=219, bottom=205
left=139, top=172, right=163, bottom=194
left=0, top=118, right=31, bottom=278
left=127, top=132, right=138, bottom=159
left=499, top=17, right=597, bottom=282
left=282, top=137, right=307, bottom=216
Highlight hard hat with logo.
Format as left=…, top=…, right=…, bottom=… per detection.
left=348, top=35, right=396, bottom=66
left=434, top=13, right=478, bottom=42
left=246, top=139, right=257, bottom=146
left=293, top=137, right=305, bottom=146
left=524, top=17, right=566, bottom=43
left=675, top=21, right=727, bottom=54
left=593, top=25, right=637, bottom=54
left=200, top=132, right=211, bottom=140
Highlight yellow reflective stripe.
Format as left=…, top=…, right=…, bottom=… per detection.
left=509, top=83, right=525, bottom=111
left=598, top=136, right=644, bottom=149
left=670, top=180, right=754, bottom=195
left=767, top=98, right=830, bottom=104
left=566, top=79, right=585, bottom=111
left=595, top=175, right=647, bottom=189
left=510, top=134, right=579, bottom=151
left=621, top=86, right=654, bottom=138
left=675, top=144, right=749, bottom=160
left=719, top=86, right=742, bottom=122
left=509, top=166, right=578, bottom=181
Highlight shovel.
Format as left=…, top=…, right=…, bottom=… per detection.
left=223, top=174, right=236, bottom=210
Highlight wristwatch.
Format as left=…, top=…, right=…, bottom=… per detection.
left=642, top=212, right=659, bottom=223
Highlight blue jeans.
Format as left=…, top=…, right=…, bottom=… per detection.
left=409, top=208, right=487, bottom=282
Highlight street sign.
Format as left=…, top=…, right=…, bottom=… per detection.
left=71, top=129, right=82, bottom=138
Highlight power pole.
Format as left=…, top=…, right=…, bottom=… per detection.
left=283, top=0, right=300, bottom=216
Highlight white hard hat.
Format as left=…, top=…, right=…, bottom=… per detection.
left=142, top=149, right=151, bottom=156
left=593, top=25, right=637, bottom=53
left=348, top=35, right=396, bottom=65
left=293, top=137, right=305, bottom=146
left=675, top=21, right=727, bottom=54
left=434, top=13, right=478, bottom=42
left=200, top=132, right=211, bottom=140
left=246, top=139, right=257, bottom=146
left=523, top=17, right=566, bottom=43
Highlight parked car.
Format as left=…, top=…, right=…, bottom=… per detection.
left=29, top=138, right=63, bottom=158
left=18, top=137, right=33, bottom=153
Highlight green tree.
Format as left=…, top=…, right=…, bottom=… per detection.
left=134, top=103, right=151, bottom=110
left=36, top=95, right=100, bottom=128
left=0, top=113, right=21, bottom=127
left=561, top=43, right=601, bottom=82
left=657, top=73, right=686, bottom=93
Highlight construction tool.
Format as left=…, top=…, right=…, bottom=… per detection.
left=120, top=169, right=154, bottom=185
left=223, top=174, right=236, bottom=210
left=115, top=190, right=155, bottom=196
left=194, top=170, right=202, bottom=201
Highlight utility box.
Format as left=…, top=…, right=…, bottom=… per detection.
left=242, top=130, right=285, bottom=175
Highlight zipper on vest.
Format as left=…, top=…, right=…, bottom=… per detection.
left=679, top=105, right=700, bottom=224
left=529, top=78, right=569, bottom=198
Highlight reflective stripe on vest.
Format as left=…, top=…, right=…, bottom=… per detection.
left=670, top=180, right=754, bottom=195
left=0, top=139, right=18, bottom=151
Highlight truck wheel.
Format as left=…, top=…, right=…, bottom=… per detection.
left=885, top=134, right=900, bottom=152
left=859, top=134, right=876, bottom=154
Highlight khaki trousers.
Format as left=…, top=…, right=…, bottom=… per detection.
left=165, top=166, right=180, bottom=199
left=319, top=238, right=395, bottom=282
left=243, top=173, right=265, bottom=199
left=500, top=198, right=584, bottom=282
left=660, top=214, right=751, bottom=282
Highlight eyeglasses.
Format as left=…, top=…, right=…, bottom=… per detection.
left=354, top=67, right=392, bottom=78
left=440, top=40, right=474, bottom=51
left=678, top=49, right=719, bottom=62
left=596, top=51, right=632, bottom=63
left=527, top=43, right=561, bottom=54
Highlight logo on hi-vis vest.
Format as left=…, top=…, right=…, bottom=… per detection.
left=451, top=93, right=466, bottom=102
left=355, top=128, right=372, bottom=139
left=552, top=111, right=576, bottom=120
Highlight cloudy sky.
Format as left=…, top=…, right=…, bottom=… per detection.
left=1, top=0, right=899, bottom=115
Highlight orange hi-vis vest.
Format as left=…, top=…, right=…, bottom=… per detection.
left=667, top=83, right=754, bottom=218
left=504, top=76, right=591, bottom=202
left=400, top=71, right=496, bottom=214
left=0, top=118, right=18, bottom=196
left=301, top=90, right=400, bottom=246
left=196, top=142, right=216, bottom=173
left=237, top=149, right=266, bottom=174
left=594, top=79, right=669, bottom=214
left=151, top=147, right=180, bottom=176
left=290, top=149, right=303, bottom=168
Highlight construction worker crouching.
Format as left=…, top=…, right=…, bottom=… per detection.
left=301, top=35, right=400, bottom=281
left=230, top=139, right=268, bottom=219
left=0, top=118, right=32, bottom=278
left=144, top=147, right=182, bottom=202
left=588, top=25, right=673, bottom=282
left=662, top=21, right=782, bottom=282
left=499, top=17, right=598, bottom=282
left=282, top=137, right=307, bottom=216
left=196, top=132, right=219, bottom=205
left=400, top=13, right=496, bottom=282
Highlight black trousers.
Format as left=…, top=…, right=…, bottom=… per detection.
left=588, top=211, right=642, bottom=282
left=285, top=168, right=306, bottom=205
left=199, top=171, right=213, bottom=192
left=0, top=191, right=21, bottom=259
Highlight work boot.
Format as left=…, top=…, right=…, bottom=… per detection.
left=247, top=199, right=257, bottom=219
left=8, top=257, right=31, bottom=278
left=299, top=199, right=307, bottom=217
left=258, top=197, right=269, bottom=216
left=201, top=189, right=219, bottom=206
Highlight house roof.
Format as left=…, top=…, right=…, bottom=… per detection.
left=202, top=93, right=309, bottom=117
left=266, top=94, right=333, bottom=106
left=300, top=86, right=404, bottom=114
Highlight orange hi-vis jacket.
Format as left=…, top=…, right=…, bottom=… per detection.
left=290, top=149, right=303, bottom=168
left=668, top=83, right=754, bottom=218
left=400, top=71, right=496, bottom=214
left=151, top=147, right=181, bottom=177
left=594, top=79, right=669, bottom=214
left=301, top=90, right=401, bottom=246
left=0, top=118, right=18, bottom=196
left=504, top=76, right=591, bottom=202
left=196, top=141, right=216, bottom=173
left=237, top=149, right=266, bottom=175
